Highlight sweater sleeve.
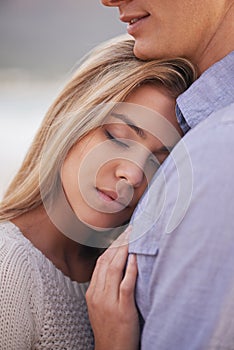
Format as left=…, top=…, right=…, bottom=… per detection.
left=0, top=236, right=43, bottom=350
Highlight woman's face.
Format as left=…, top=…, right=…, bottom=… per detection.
left=61, top=84, right=182, bottom=230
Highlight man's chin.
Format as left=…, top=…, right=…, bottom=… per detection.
left=133, top=44, right=154, bottom=61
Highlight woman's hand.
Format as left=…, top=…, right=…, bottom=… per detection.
left=86, top=227, right=140, bottom=350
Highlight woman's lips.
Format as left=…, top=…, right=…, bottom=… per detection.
left=96, top=188, right=129, bottom=209
left=97, top=189, right=117, bottom=202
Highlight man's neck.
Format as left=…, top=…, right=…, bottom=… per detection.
left=197, top=2, right=234, bottom=74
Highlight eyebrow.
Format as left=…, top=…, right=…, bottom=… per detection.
left=110, top=112, right=174, bottom=154
left=111, top=112, right=146, bottom=138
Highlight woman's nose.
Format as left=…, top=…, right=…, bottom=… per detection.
left=115, top=161, right=145, bottom=188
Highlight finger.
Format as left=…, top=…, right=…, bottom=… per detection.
left=119, top=254, right=138, bottom=306
left=88, top=226, right=132, bottom=294
left=98, top=226, right=132, bottom=297
left=111, top=225, right=132, bottom=248
left=103, top=243, right=129, bottom=299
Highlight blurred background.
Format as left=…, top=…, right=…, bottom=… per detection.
left=0, top=0, right=125, bottom=198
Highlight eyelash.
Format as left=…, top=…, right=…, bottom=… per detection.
left=104, top=129, right=165, bottom=170
left=104, top=130, right=129, bottom=148
left=147, top=154, right=159, bottom=168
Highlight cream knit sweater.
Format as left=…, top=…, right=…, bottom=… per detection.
left=0, top=221, right=94, bottom=349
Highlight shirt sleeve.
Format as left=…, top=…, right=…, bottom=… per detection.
left=133, top=105, right=234, bottom=350
left=0, top=240, right=43, bottom=350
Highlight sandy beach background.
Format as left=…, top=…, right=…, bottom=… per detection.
left=0, top=0, right=125, bottom=199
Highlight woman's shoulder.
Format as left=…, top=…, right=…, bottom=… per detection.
left=0, top=221, right=44, bottom=344
left=0, top=221, right=89, bottom=298
left=0, top=221, right=43, bottom=293
left=0, top=221, right=38, bottom=265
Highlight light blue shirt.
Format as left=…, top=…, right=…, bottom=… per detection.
left=129, top=51, right=234, bottom=350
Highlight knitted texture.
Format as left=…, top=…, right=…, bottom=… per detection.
left=0, top=221, right=94, bottom=350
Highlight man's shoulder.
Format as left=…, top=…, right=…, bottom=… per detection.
left=130, top=102, right=234, bottom=255
left=177, top=52, right=234, bottom=129
left=184, top=102, right=234, bottom=143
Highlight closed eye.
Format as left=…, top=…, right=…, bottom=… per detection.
left=148, top=154, right=160, bottom=169
left=104, top=130, right=129, bottom=148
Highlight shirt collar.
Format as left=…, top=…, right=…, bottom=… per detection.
left=176, top=51, right=234, bottom=131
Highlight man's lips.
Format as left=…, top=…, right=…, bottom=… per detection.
left=120, top=13, right=150, bottom=36
left=120, top=14, right=150, bottom=25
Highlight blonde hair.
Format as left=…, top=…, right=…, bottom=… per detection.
left=0, top=34, right=197, bottom=221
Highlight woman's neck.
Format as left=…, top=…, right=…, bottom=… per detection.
left=12, top=205, right=102, bottom=283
